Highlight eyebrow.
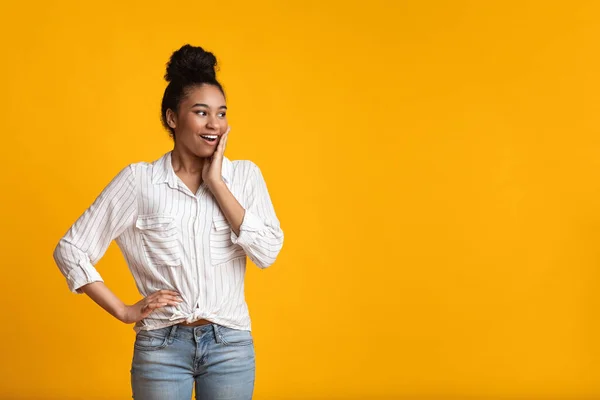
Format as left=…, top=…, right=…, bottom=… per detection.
left=191, top=103, right=227, bottom=110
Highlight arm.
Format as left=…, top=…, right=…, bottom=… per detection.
left=80, top=281, right=128, bottom=321
left=53, top=164, right=138, bottom=294
left=53, top=164, right=183, bottom=323
left=210, top=162, right=284, bottom=269
left=81, top=282, right=182, bottom=324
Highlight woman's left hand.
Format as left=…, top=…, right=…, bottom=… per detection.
left=202, top=126, right=230, bottom=191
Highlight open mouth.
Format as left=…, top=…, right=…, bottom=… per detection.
left=200, top=134, right=218, bottom=143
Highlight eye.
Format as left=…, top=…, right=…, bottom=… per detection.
left=218, top=112, right=226, bottom=118
left=195, top=110, right=207, bottom=116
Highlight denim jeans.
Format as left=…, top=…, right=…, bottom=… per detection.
left=130, top=323, right=255, bottom=400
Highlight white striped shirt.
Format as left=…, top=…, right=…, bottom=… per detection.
left=53, top=151, right=284, bottom=332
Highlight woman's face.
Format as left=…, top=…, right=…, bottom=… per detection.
left=168, top=84, right=228, bottom=158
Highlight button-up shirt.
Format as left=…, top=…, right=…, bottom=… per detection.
left=53, top=151, right=284, bottom=332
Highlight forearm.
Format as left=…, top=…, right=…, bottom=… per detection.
left=209, top=181, right=245, bottom=236
left=79, top=281, right=127, bottom=322
left=209, top=171, right=284, bottom=269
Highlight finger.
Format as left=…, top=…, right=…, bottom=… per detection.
left=218, top=138, right=226, bottom=156
left=158, top=295, right=184, bottom=303
left=147, top=302, right=168, bottom=310
left=151, top=290, right=180, bottom=298
left=222, top=131, right=229, bottom=150
left=152, top=300, right=179, bottom=307
left=146, top=294, right=179, bottom=305
left=157, top=291, right=182, bottom=298
left=158, top=289, right=181, bottom=295
left=154, top=294, right=182, bottom=303
left=218, top=129, right=228, bottom=151
left=145, top=292, right=161, bottom=301
left=215, top=135, right=224, bottom=153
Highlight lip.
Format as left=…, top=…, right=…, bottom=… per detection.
left=199, top=134, right=220, bottom=146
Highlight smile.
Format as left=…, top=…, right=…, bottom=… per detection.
left=200, top=135, right=218, bottom=142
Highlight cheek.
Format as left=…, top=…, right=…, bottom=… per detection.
left=180, top=115, right=203, bottom=132
left=175, top=117, right=199, bottom=138
left=188, top=115, right=204, bottom=128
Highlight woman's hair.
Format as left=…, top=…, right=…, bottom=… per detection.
left=161, top=44, right=225, bottom=138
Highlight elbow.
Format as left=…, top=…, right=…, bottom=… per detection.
left=52, top=239, right=66, bottom=269
left=254, top=237, right=284, bottom=270
left=255, top=258, right=277, bottom=270
left=255, top=257, right=276, bottom=270
left=53, top=238, right=74, bottom=272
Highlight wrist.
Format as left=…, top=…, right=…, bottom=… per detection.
left=115, top=302, right=129, bottom=323
left=207, top=179, right=226, bottom=192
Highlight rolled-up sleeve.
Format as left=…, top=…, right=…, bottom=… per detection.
left=230, top=162, right=284, bottom=269
left=53, top=164, right=138, bottom=293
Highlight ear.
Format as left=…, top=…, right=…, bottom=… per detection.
left=166, top=109, right=177, bottom=129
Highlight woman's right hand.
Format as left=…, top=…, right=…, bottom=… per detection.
left=119, top=290, right=183, bottom=324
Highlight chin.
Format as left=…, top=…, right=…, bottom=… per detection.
left=195, top=147, right=216, bottom=158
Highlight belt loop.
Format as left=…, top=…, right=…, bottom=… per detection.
left=212, top=324, right=222, bottom=343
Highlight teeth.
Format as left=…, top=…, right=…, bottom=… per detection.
left=201, top=135, right=218, bottom=139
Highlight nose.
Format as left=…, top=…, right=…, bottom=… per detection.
left=206, top=115, right=219, bottom=130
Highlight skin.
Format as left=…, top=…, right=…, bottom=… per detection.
left=80, top=83, right=247, bottom=325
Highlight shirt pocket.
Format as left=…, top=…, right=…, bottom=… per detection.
left=136, top=214, right=182, bottom=267
left=209, top=215, right=246, bottom=266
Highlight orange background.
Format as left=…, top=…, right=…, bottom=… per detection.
left=2, top=0, right=600, bottom=399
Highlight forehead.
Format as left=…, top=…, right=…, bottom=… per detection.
left=181, top=84, right=225, bottom=107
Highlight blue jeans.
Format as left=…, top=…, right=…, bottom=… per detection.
left=130, top=324, right=255, bottom=400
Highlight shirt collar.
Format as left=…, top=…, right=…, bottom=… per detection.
left=151, top=151, right=233, bottom=189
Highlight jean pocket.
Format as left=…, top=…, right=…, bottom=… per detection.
left=209, top=215, right=246, bottom=266
left=216, top=325, right=253, bottom=346
left=136, top=214, right=182, bottom=268
left=134, top=327, right=171, bottom=351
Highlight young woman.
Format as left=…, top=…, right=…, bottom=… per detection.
left=53, top=44, right=284, bottom=400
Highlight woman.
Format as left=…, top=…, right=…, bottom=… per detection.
left=53, top=44, right=284, bottom=400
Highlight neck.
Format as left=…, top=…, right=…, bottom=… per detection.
left=170, top=146, right=205, bottom=175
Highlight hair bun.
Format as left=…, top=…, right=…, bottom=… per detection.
left=165, top=44, right=218, bottom=82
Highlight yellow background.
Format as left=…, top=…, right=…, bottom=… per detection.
left=1, top=0, right=600, bottom=398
